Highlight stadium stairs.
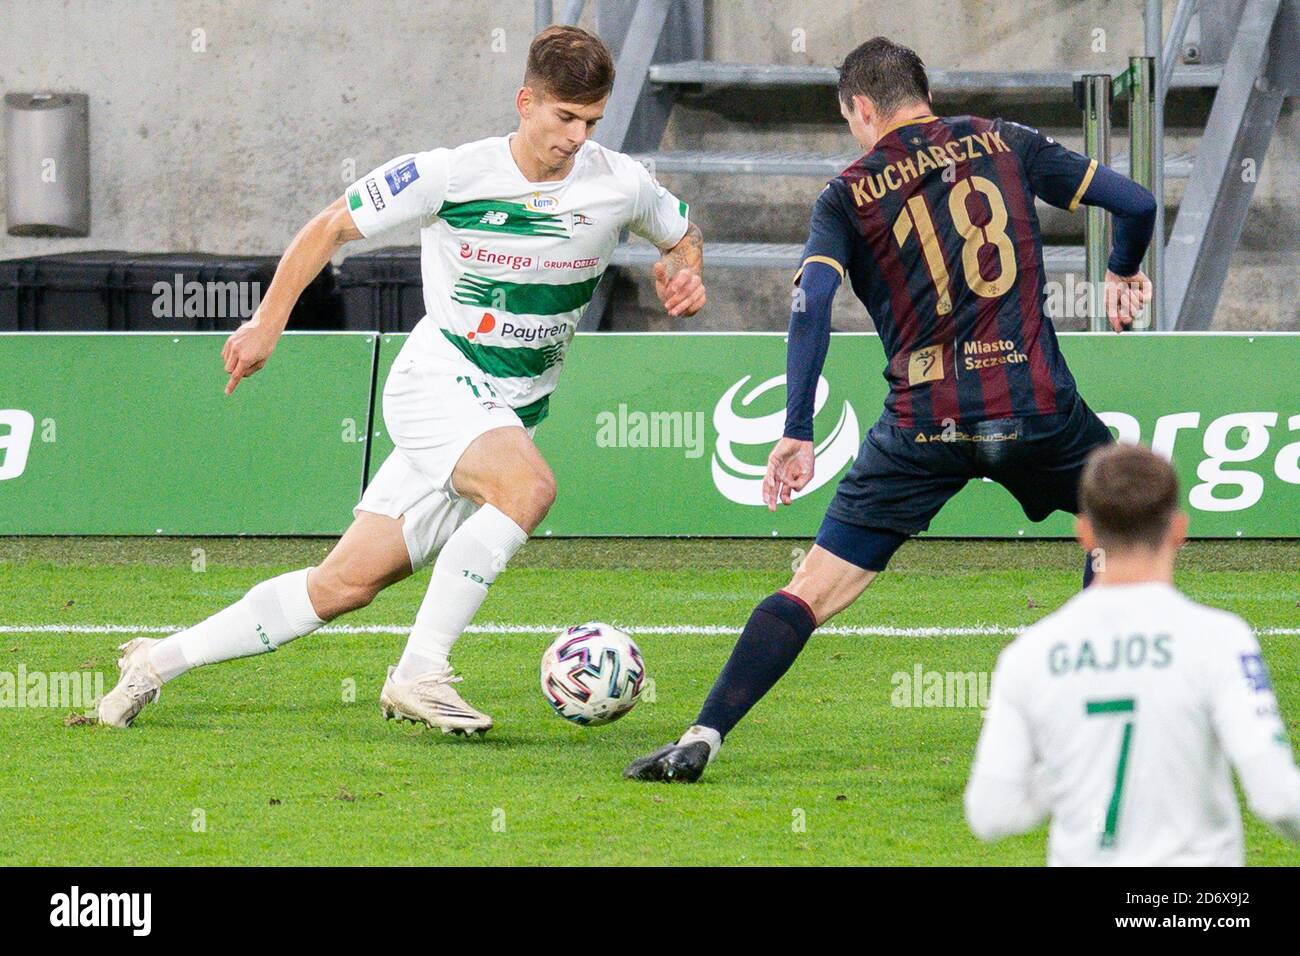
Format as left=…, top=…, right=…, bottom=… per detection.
left=558, top=0, right=1297, bottom=334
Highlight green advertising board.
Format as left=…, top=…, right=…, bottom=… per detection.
left=365, top=332, right=1299, bottom=539
left=2, top=332, right=1296, bottom=537
left=0, top=332, right=376, bottom=534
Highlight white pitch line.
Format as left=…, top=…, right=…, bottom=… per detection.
left=1, top=623, right=1297, bottom=637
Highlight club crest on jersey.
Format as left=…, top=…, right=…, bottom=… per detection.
left=572, top=212, right=595, bottom=227
left=384, top=159, right=420, bottom=195
left=525, top=193, right=559, bottom=213
left=907, top=345, right=945, bottom=386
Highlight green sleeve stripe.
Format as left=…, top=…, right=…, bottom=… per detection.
left=440, top=328, right=565, bottom=378
left=451, top=273, right=601, bottom=316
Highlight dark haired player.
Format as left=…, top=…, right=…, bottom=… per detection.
left=628, top=36, right=1156, bottom=782
left=966, top=444, right=1300, bottom=864
left=98, top=26, right=705, bottom=733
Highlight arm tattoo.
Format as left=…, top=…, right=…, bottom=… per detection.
left=661, top=222, right=703, bottom=278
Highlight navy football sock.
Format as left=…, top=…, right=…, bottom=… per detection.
left=695, top=591, right=817, bottom=740
left=1082, top=551, right=1096, bottom=589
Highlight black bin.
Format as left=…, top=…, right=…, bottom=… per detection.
left=335, top=247, right=425, bottom=332
left=0, top=251, right=129, bottom=330
left=0, top=251, right=341, bottom=331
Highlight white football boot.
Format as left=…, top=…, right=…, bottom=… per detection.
left=379, top=665, right=493, bottom=736
left=95, top=637, right=163, bottom=728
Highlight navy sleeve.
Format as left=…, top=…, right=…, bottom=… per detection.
left=999, top=120, right=1099, bottom=213
left=794, top=184, right=855, bottom=282
left=784, top=262, right=840, bottom=440
left=785, top=187, right=851, bottom=440
left=1080, top=163, right=1157, bottom=276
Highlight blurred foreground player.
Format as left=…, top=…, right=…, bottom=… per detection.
left=627, top=36, right=1155, bottom=782
left=964, top=444, right=1300, bottom=864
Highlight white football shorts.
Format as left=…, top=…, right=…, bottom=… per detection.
left=355, top=342, right=532, bottom=570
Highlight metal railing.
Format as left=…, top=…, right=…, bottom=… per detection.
left=1079, top=74, right=1112, bottom=333
left=1080, top=55, right=1162, bottom=332
left=1154, top=0, right=1201, bottom=330
left=1128, top=56, right=1157, bottom=331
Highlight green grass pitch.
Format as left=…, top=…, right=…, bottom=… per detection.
left=0, top=536, right=1296, bottom=866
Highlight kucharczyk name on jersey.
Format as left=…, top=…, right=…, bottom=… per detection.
left=843, top=126, right=1012, bottom=207
left=345, top=137, right=689, bottom=425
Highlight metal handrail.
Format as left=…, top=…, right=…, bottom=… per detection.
left=1080, top=75, right=1113, bottom=332
left=1128, top=56, right=1157, bottom=330
left=1163, top=0, right=1201, bottom=95
left=1148, top=0, right=1201, bottom=331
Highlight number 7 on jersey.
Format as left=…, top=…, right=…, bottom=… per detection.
left=1086, top=697, right=1137, bottom=849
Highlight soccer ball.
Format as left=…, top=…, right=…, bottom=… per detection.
left=540, top=623, right=646, bottom=726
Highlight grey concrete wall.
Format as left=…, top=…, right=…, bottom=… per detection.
left=0, top=0, right=535, bottom=258
left=1, top=0, right=1295, bottom=330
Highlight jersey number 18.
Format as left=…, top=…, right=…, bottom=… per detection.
left=891, top=176, right=1019, bottom=315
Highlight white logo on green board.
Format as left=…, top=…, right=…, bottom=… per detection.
left=711, top=375, right=860, bottom=507
left=1099, top=410, right=1300, bottom=513
left=0, top=409, right=35, bottom=482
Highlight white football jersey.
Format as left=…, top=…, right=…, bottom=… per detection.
left=345, top=135, right=690, bottom=425
left=967, top=581, right=1300, bottom=866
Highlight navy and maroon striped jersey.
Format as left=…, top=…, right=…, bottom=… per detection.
left=799, top=114, right=1098, bottom=428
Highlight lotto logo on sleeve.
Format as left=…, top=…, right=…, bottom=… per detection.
left=384, top=159, right=420, bottom=195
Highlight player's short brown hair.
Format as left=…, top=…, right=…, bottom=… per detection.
left=837, top=37, right=930, bottom=117
left=524, top=25, right=615, bottom=105
left=1079, top=444, right=1181, bottom=550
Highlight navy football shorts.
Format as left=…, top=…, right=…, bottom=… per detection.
left=815, top=395, right=1114, bottom=572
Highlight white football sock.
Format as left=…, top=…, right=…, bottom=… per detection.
left=679, top=725, right=722, bottom=763
left=148, top=568, right=325, bottom=682
left=394, top=504, right=527, bottom=682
